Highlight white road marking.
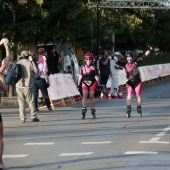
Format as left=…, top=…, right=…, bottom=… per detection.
left=150, top=137, right=161, bottom=141
left=124, top=151, right=158, bottom=155
left=82, top=141, right=112, bottom=144
left=59, top=152, right=93, bottom=156
left=156, top=131, right=167, bottom=136
left=163, top=125, right=170, bottom=131
left=140, top=141, right=169, bottom=144
left=3, top=154, right=29, bottom=158
left=24, top=142, right=54, bottom=145
left=140, top=125, right=170, bottom=144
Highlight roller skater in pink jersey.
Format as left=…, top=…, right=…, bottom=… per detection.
left=116, top=50, right=150, bottom=118
left=78, top=53, right=99, bottom=119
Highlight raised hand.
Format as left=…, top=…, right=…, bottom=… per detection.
left=0, top=38, right=9, bottom=46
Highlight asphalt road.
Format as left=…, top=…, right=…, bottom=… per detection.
left=2, top=79, right=170, bottom=170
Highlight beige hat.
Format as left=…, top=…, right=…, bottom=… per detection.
left=20, top=51, right=32, bottom=58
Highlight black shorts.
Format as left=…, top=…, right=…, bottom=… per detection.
left=0, top=114, right=2, bottom=122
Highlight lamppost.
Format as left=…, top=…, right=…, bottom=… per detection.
left=95, top=0, right=100, bottom=73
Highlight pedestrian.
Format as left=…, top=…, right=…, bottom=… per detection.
left=110, top=52, right=123, bottom=97
left=37, top=48, right=48, bottom=72
left=0, top=38, right=10, bottom=170
left=99, top=49, right=112, bottom=93
left=37, top=48, right=49, bottom=106
left=116, top=50, right=150, bottom=118
left=77, top=53, right=99, bottom=119
left=47, top=48, right=64, bottom=75
left=32, top=53, right=52, bottom=112
left=16, top=51, right=39, bottom=123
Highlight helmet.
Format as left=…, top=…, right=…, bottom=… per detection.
left=114, top=52, right=120, bottom=56
left=84, top=52, right=94, bottom=59
left=125, top=51, right=133, bottom=57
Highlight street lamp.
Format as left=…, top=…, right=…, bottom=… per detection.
left=95, top=1, right=100, bottom=72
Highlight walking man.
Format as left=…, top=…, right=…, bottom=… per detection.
left=16, top=51, right=39, bottom=123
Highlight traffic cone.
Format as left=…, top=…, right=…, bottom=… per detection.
left=113, top=90, right=119, bottom=99
left=100, top=91, right=105, bottom=100
left=118, top=90, right=123, bottom=99
left=107, top=91, right=112, bottom=100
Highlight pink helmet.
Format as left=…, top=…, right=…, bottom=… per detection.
left=84, top=52, right=94, bottom=59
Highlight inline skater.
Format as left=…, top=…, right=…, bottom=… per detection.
left=78, top=53, right=99, bottom=119
left=116, top=50, right=150, bottom=118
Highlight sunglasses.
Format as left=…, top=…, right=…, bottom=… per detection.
left=86, top=58, right=92, bottom=61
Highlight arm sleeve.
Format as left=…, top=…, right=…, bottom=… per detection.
left=43, top=56, right=47, bottom=61
left=116, top=60, right=126, bottom=67
left=79, top=66, right=83, bottom=75
left=39, top=63, right=46, bottom=72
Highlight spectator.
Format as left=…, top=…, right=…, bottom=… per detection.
left=47, top=48, right=64, bottom=75
left=32, top=53, right=52, bottom=112
left=99, top=49, right=112, bottom=92
left=110, top=52, right=123, bottom=96
left=116, top=50, right=150, bottom=118
left=16, top=51, right=39, bottom=123
left=0, top=38, right=10, bottom=170
left=78, top=53, right=99, bottom=119
left=37, top=48, right=49, bottom=105
left=37, top=48, right=48, bottom=72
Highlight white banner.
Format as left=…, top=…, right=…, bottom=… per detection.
left=48, top=74, right=80, bottom=100
left=106, top=63, right=170, bottom=88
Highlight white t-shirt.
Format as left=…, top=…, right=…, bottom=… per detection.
left=110, top=59, right=118, bottom=75
left=38, top=63, right=46, bottom=79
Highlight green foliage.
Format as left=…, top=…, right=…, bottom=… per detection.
left=36, top=0, right=44, bottom=6
left=0, top=0, right=170, bottom=61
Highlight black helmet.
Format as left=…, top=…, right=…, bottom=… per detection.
left=125, top=51, right=133, bottom=58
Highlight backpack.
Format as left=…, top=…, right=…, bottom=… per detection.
left=5, top=62, right=22, bottom=85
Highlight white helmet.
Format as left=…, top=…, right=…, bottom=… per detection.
left=114, top=52, right=120, bottom=56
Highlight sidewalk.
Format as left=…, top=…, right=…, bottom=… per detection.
left=0, top=96, right=18, bottom=107
left=0, top=96, right=83, bottom=108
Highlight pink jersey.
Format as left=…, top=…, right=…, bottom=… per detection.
left=80, top=65, right=96, bottom=76
left=80, top=65, right=97, bottom=91
left=38, top=55, right=46, bottom=65
left=125, top=62, right=135, bottom=73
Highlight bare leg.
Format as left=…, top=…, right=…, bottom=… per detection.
left=82, top=90, right=88, bottom=107
left=89, top=91, right=96, bottom=118
left=89, top=91, right=95, bottom=108
left=126, top=93, right=132, bottom=106
left=81, top=90, right=88, bottom=119
left=136, top=94, right=142, bottom=106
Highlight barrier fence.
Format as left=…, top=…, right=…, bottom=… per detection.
left=48, top=73, right=81, bottom=107
left=47, top=63, right=170, bottom=107
left=107, top=63, right=170, bottom=90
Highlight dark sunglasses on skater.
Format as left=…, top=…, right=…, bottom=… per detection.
left=86, top=58, right=92, bottom=61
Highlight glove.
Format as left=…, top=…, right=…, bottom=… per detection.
left=77, top=84, right=80, bottom=89
left=118, top=66, right=124, bottom=70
